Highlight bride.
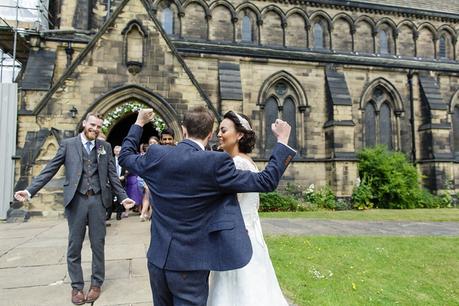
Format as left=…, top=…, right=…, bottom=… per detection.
left=207, top=111, right=289, bottom=306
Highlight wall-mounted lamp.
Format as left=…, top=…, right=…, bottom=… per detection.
left=69, top=106, right=78, bottom=118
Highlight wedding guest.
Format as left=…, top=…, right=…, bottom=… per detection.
left=14, top=113, right=134, bottom=305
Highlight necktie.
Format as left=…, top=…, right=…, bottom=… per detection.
left=85, top=141, right=92, bottom=154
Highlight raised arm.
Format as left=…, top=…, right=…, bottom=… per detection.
left=118, top=109, right=155, bottom=176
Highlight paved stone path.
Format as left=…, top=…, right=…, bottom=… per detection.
left=1, top=216, right=457, bottom=305
left=261, top=218, right=459, bottom=236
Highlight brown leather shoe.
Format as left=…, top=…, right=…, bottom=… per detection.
left=71, top=289, right=85, bottom=305
left=86, top=286, right=101, bottom=303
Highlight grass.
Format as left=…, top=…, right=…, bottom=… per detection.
left=266, top=236, right=459, bottom=306
left=260, top=208, right=459, bottom=222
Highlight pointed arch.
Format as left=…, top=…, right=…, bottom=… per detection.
left=79, top=84, right=181, bottom=137
left=209, top=2, right=235, bottom=42
left=438, top=24, right=457, bottom=39
left=261, top=4, right=286, bottom=24
left=309, top=10, right=333, bottom=29
left=397, top=19, right=417, bottom=32
left=418, top=22, right=437, bottom=58
left=397, top=19, right=416, bottom=57
left=285, top=7, right=309, bottom=25
left=332, top=13, right=354, bottom=52
left=355, top=15, right=376, bottom=32
left=418, top=22, right=438, bottom=38
left=449, top=89, right=459, bottom=113
left=257, top=70, right=307, bottom=108
left=260, top=5, right=285, bottom=46
left=376, top=18, right=397, bottom=32
left=235, top=2, right=261, bottom=23
left=182, top=0, right=211, bottom=17
left=152, top=0, right=183, bottom=15
left=332, top=13, right=354, bottom=32
left=360, top=78, right=404, bottom=112
left=285, top=8, right=309, bottom=49
left=355, top=15, right=375, bottom=54
left=209, top=1, right=237, bottom=20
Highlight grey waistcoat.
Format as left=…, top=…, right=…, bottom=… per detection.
left=77, top=143, right=101, bottom=195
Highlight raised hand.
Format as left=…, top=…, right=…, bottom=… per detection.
left=271, top=119, right=291, bottom=146
left=14, top=190, right=30, bottom=202
left=135, top=108, right=155, bottom=127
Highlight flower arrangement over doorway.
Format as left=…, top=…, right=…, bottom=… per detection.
left=102, top=101, right=166, bottom=134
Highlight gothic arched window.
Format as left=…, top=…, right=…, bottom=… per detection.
left=379, top=29, right=389, bottom=54
left=313, top=23, right=324, bottom=49
left=264, top=97, right=278, bottom=153
left=439, top=35, right=447, bottom=59
left=283, top=97, right=297, bottom=148
left=262, top=80, right=302, bottom=156
left=162, top=7, right=174, bottom=35
left=364, top=102, right=376, bottom=147
left=363, top=86, right=397, bottom=149
left=380, top=103, right=393, bottom=150
left=242, top=15, right=252, bottom=42
left=122, top=21, right=147, bottom=74
left=453, top=106, right=459, bottom=158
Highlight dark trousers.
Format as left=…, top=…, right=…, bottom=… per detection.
left=106, top=196, right=125, bottom=220
left=66, top=193, right=106, bottom=290
left=148, top=262, right=210, bottom=306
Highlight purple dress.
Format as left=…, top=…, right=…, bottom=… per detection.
left=125, top=173, right=143, bottom=206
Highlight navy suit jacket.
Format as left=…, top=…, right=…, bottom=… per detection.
left=119, top=124, right=295, bottom=271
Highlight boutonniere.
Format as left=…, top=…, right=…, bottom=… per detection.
left=97, top=145, right=106, bottom=158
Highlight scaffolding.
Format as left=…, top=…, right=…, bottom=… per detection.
left=0, top=0, right=51, bottom=83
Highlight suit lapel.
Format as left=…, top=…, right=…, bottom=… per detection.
left=74, top=135, right=83, bottom=163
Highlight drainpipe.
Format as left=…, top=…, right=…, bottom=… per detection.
left=107, top=0, right=111, bottom=18
left=408, top=70, right=416, bottom=163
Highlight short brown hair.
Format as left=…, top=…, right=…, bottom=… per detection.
left=182, top=106, right=215, bottom=139
left=85, top=112, right=103, bottom=121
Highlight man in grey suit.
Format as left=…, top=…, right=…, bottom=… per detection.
left=15, top=113, right=134, bottom=305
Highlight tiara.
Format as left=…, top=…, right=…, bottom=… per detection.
left=233, top=112, right=252, bottom=131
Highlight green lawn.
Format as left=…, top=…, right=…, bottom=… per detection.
left=267, top=236, right=459, bottom=306
left=260, top=208, right=459, bottom=222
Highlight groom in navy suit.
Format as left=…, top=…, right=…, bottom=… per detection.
left=119, top=106, right=295, bottom=306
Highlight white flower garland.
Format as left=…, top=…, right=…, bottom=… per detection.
left=102, top=102, right=166, bottom=134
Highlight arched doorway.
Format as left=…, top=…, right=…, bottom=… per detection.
left=106, top=112, right=160, bottom=147
left=79, top=85, right=182, bottom=149
left=101, top=101, right=169, bottom=148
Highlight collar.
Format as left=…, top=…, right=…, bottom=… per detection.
left=186, top=138, right=205, bottom=151
left=80, top=133, right=95, bottom=147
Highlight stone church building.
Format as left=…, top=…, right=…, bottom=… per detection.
left=11, top=0, right=459, bottom=215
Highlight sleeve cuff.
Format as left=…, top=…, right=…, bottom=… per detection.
left=277, top=142, right=297, bottom=153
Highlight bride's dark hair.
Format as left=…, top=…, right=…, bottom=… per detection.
left=223, top=111, right=256, bottom=154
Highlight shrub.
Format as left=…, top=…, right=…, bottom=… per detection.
left=352, top=178, right=374, bottom=210
left=356, top=146, right=422, bottom=209
left=259, top=192, right=301, bottom=212
left=303, top=184, right=337, bottom=210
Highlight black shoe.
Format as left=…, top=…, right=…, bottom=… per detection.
left=116, top=213, right=122, bottom=220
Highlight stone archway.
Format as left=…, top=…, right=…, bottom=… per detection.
left=78, top=85, right=182, bottom=147
left=105, top=110, right=161, bottom=148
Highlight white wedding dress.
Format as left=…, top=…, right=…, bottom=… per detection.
left=207, top=156, right=289, bottom=306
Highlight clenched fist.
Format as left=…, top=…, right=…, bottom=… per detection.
left=135, top=108, right=155, bottom=127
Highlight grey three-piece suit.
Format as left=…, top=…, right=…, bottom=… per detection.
left=26, top=134, right=127, bottom=290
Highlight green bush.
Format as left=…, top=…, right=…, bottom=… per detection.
left=352, top=178, right=374, bottom=210
left=356, top=146, right=422, bottom=209
left=303, top=184, right=337, bottom=210
left=259, top=192, right=301, bottom=212
left=355, top=146, right=455, bottom=209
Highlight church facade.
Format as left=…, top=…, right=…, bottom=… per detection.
left=13, top=0, right=459, bottom=215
